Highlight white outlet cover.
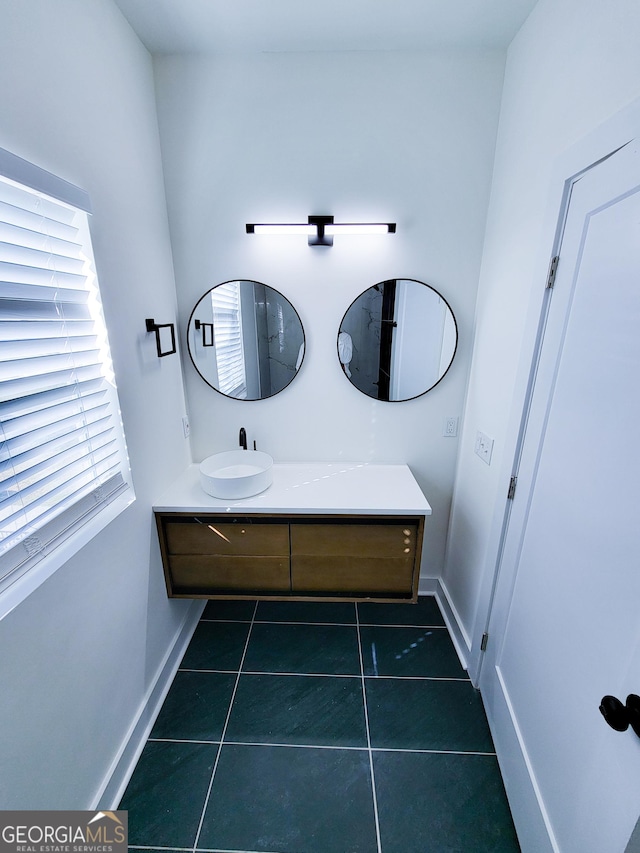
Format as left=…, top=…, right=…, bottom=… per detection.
left=443, top=417, right=458, bottom=437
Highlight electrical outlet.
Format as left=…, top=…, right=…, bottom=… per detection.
left=475, top=430, right=494, bottom=465
left=443, top=417, right=458, bottom=437
left=182, top=416, right=191, bottom=439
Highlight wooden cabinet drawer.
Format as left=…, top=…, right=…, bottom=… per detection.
left=290, top=556, right=414, bottom=594
left=290, top=522, right=418, bottom=595
left=168, top=555, right=290, bottom=594
left=290, top=522, right=418, bottom=558
left=165, top=520, right=289, bottom=557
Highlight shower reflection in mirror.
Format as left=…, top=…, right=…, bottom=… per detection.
left=338, top=279, right=457, bottom=401
left=187, top=281, right=305, bottom=400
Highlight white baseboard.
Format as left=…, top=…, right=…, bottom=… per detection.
left=432, top=581, right=555, bottom=851
left=484, top=667, right=558, bottom=853
left=434, top=578, right=471, bottom=673
left=94, top=599, right=205, bottom=809
left=417, top=575, right=438, bottom=595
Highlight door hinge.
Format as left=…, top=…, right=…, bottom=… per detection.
left=481, top=632, right=489, bottom=652
left=507, top=476, right=517, bottom=500
left=546, top=255, right=559, bottom=289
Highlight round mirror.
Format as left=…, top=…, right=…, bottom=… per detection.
left=187, top=280, right=305, bottom=400
left=338, top=279, right=457, bottom=401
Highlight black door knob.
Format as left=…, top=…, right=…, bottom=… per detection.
left=600, top=696, right=629, bottom=731
left=600, top=694, right=640, bottom=737
left=626, top=694, right=640, bottom=737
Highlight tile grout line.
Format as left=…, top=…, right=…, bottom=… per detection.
left=146, top=736, right=497, bottom=757
left=370, top=746, right=498, bottom=756
left=129, top=847, right=282, bottom=853
left=148, top=737, right=367, bottom=751
left=191, top=600, right=259, bottom=853
left=178, top=667, right=469, bottom=682
left=201, top=616, right=448, bottom=630
left=178, top=668, right=360, bottom=678
left=355, top=601, right=383, bottom=853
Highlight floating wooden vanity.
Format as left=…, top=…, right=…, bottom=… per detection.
left=153, top=463, right=431, bottom=602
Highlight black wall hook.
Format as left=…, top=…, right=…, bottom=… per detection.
left=599, top=694, right=640, bottom=737
left=145, top=318, right=176, bottom=358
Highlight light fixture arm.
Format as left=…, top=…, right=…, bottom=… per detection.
left=307, top=215, right=334, bottom=247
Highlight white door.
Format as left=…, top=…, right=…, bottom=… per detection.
left=480, top=139, right=640, bottom=852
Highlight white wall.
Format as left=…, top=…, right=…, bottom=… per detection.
left=153, top=49, right=505, bottom=581
left=443, top=0, right=640, bottom=660
left=0, top=0, right=193, bottom=807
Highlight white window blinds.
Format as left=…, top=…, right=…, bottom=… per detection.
left=0, top=151, right=131, bottom=589
left=211, top=281, right=247, bottom=399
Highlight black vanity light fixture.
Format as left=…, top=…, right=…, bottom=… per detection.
left=245, top=215, right=396, bottom=247
left=145, top=318, right=176, bottom=358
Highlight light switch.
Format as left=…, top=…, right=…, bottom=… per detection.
left=475, top=430, right=494, bottom=465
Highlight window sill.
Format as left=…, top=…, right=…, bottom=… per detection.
left=0, top=487, right=135, bottom=622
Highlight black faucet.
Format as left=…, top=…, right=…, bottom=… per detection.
left=239, top=427, right=247, bottom=450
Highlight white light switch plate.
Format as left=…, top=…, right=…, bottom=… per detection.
left=475, top=430, right=494, bottom=465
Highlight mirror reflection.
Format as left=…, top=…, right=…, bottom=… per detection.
left=187, top=280, right=305, bottom=400
left=338, top=279, right=457, bottom=401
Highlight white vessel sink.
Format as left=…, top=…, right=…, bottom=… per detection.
left=199, top=450, right=274, bottom=499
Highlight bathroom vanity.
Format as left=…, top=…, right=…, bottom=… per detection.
left=153, top=463, right=431, bottom=602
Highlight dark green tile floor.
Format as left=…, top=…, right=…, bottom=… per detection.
left=120, top=597, right=520, bottom=853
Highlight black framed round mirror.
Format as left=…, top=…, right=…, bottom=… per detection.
left=187, top=280, right=305, bottom=400
left=338, top=278, right=457, bottom=401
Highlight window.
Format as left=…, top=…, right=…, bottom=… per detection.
left=0, top=148, right=132, bottom=597
left=211, top=281, right=247, bottom=398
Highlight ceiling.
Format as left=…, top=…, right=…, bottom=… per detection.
left=113, top=0, right=539, bottom=54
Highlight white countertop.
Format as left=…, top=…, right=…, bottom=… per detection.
left=153, top=463, right=432, bottom=516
